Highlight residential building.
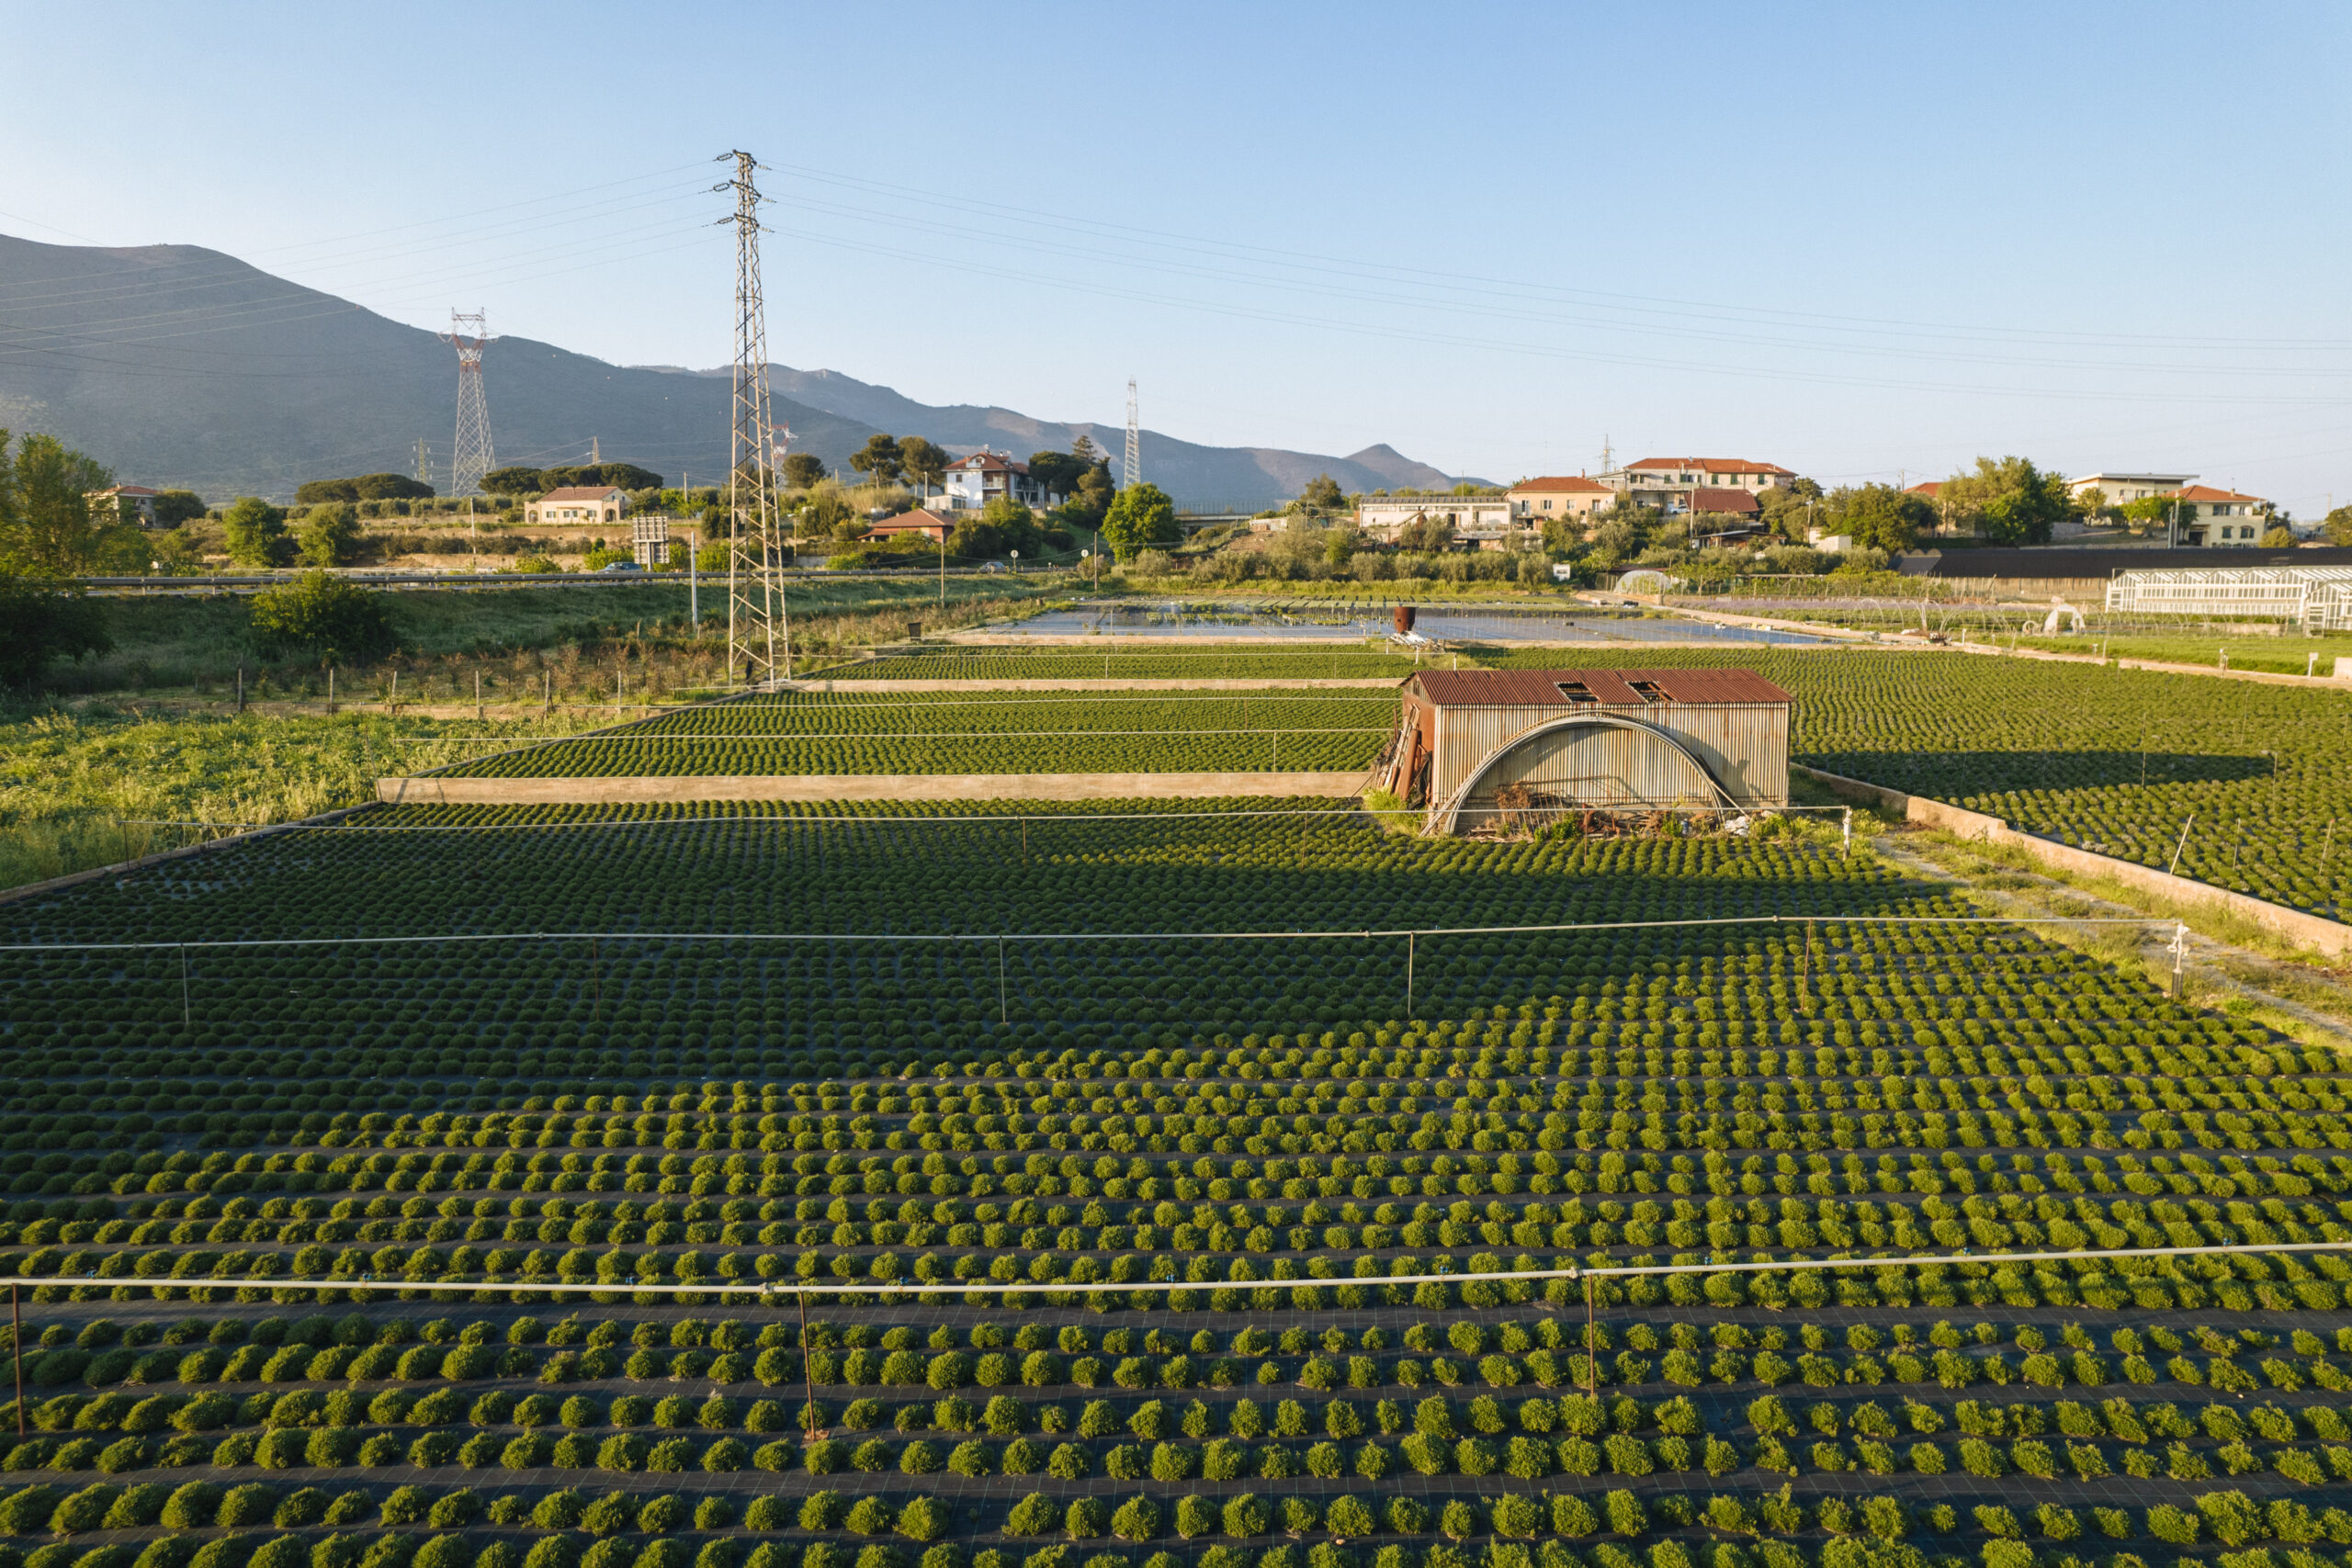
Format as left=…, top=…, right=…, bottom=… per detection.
left=526, top=486, right=630, bottom=526
left=936, top=451, right=1064, bottom=513
left=2173, top=486, right=2272, bottom=546
left=2067, top=471, right=2195, bottom=507
left=87, top=484, right=162, bottom=527
left=1354, top=495, right=1512, bottom=547
left=865, top=508, right=956, bottom=542
left=1599, top=457, right=1796, bottom=514
left=1506, top=476, right=1614, bottom=523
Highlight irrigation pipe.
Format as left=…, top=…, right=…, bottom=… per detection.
left=0, top=910, right=2188, bottom=956
left=113, top=806, right=1860, bottom=833
left=6, top=1239, right=2342, bottom=1303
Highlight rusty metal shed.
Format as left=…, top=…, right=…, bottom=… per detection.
left=1375, top=667, right=1792, bottom=832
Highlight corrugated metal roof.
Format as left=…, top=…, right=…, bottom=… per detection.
left=1408, top=668, right=1792, bottom=708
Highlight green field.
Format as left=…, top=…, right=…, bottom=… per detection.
left=0, top=799, right=2335, bottom=1568
left=1475, top=649, right=2352, bottom=921
left=433, top=696, right=1403, bottom=779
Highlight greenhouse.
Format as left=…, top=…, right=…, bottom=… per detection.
left=2103, top=564, right=2352, bottom=630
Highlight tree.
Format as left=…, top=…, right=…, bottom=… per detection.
left=1027, top=450, right=1085, bottom=500
left=1939, top=457, right=2075, bottom=547
left=848, top=435, right=904, bottom=486
left=296, top=473, right=434, bottom=505
left=298, top=503, right=362, bottom=567
left=2120, top=495, right=2178, bottom=535
left=1756, top=479, right=1824, bottom=539
left=1323, top=523, right=1361, bottom=566
left=2261, top=525, right=2297, bottom=548
left=542, top=463, right=662, bottom=491
left=1101, top=481, right=1178, bottom=560
left=0, top=432, right=144, bottom=576
left=782, top=454, right=826, bottom=491
left=222, top=498, right=296, bottom=568
left=481, top=467, right=547, bottom=495
left=0, top=574, right=110, bottom=687
left=1297, top=474, right=1348, bottom=515
left=2326, top=505, right=2352, bottom=547
left=1821, top=483, right=1933, bottom=553
left=899, top=437, right=949, bottom=494
left=247, top=571, right=392, bottom=662
left=152, top=490, right=208, bottom=526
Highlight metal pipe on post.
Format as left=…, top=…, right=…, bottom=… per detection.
left=10, top=1283, right=21, bottom=1438
left=797, top=1287, right=819, bottom=1438
left=1583, top=1273, right=1597, bottom=1402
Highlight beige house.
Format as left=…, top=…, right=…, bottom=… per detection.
left=527, top=486, right=631, bottom=526
left=2173, top=486, right=2273, bottom=546
left=1507, top=476, right=1614, bottom=523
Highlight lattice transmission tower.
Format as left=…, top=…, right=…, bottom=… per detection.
left=1124, top=377, right=1140, bottom=491
left=441, top=310, right=496, bottom=497
left=718, top=151, right=788, bottom=685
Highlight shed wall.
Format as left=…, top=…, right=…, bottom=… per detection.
left=1434, top=702, right=1789, bottom=809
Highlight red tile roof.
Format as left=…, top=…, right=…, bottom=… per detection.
left=1625, top=457, right=1795, bottom=477
left=1408, top=668, right=1792, bottom=708
left=948, top=452, right=1028, bottom=475
left=867, top=508, right=956, bottom=535
left=1691, top=487, right=1760, bottom=514
left=1510, top=476, right=1612, bottom=493
left=1905, top=481, right=1942, bottom=497
left=2174, top=485, right=2267, bottom=503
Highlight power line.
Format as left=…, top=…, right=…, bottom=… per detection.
left=720, top=152, right=786, bottom=687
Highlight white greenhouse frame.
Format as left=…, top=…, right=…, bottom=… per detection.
left=2104, top=564, right=2352, bottom=630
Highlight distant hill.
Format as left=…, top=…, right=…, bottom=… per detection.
left=0, top=233, right=1470, bottom=507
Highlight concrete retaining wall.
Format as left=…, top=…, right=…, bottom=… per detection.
left=1792, top=763, right=2352, bottom=957
left=379, top=772, right=1370, bottom=806
left=792, top=678, right=1403, bottom=692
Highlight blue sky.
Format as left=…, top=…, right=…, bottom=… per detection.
left=6, top=1, right=2350, bottom=513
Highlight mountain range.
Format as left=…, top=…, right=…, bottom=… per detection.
left=0, top=234, right=1466, bottom=507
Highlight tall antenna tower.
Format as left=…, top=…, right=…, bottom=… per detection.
left=718, top=151, right=788, bottom=685
left=441, top=310, right=496, bottom=496
left=1123, top=377, right=1140, bottom=491
left=413, top=438, right=431, bottom=491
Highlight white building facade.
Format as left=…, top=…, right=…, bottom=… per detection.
left=936, top=452, right=1064, bottom=513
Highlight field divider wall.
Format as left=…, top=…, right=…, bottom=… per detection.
left=376, top=771, right=1374, bottom=805
left=790, top=677, right=1407, bottom=691
left=1793, top=761, right=2352, bottom=957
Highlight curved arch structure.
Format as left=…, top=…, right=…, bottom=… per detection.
left=1427, top=712, right=1736, bottom=834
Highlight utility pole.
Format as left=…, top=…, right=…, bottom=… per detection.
left=441, top=310, right=497, bottom=498
left=590, top=435, right=600, bottom=465
left=1124, top=378, right=1141, bottom=491
left=718, top=151, right=788, bottom=685
left=413, top=438, right=431, bottom=492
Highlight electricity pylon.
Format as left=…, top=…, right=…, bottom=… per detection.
left=441, top=310, right=495, bottom=497
left=718, top=151, right=789, bottom=685
left=1124, top=377, right=1140, bottom=491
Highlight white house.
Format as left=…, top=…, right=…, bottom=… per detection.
left=86, top=484, right=162, bottom=527
left=527, top=486, right=631, bottom=526
left=2172, top=486, right=2273, bottom=546
left=1354, top=495, right=1513, bottom=547
left=1599, top=457, right=1797, bottom=514
left=936, top=452, right=1064, bottom=513
left=2067, top=471, right=2196, bottom=507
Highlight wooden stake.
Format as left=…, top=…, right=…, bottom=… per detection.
left=11, top=1284, right=21, bottom=1438
left=1584, top=1273, right=1597, bottom=1401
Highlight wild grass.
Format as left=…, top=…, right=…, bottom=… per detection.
left=0, top=704, right=610, bottom=893
left=48, top=578, right=1062, bottom=699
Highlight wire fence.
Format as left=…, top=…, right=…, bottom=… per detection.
left=3, top=1239, right=2335, bottom=1304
